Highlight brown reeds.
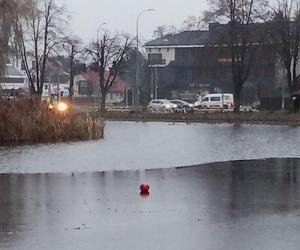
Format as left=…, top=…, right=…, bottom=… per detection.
left=0, top=100, right=105, bottom=145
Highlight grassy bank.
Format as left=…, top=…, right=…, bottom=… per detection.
left=0, top=100, right=105, bottom=145
left=98, top=111, right=300, bottom=125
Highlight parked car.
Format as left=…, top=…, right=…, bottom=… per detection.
left=169, top=100, right=194, bottom=113
left=251, top=101, right=260, bottom=110
left=194, top=93, right=234, bottom=110
left=147, top=99, right=177, bottom=112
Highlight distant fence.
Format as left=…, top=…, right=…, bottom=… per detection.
left=69, top=97, right=130, bottom=111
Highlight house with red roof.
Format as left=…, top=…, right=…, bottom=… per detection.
left=73, top=71, right=130, bottom=104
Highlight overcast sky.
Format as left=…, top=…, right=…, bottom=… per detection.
left=57, top=0, right=208, bottom=43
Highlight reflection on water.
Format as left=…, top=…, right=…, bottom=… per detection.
left=1, top=158, right=300, bottom=250
left=0, top=122, right=299, bottom=173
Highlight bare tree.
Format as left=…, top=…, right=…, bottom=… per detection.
left=86, top=33, right=133, bottom=112
left=62, top=36, right=81, bottom=102
left=205, top=0, right=268, bottom=112
left=152, top=25, right=178, bottom=39
left=152, top=16, right=205, bottom=39
left=0, top=0, right=31, bottom=74
left=20, top=0, right=67, bottom=98
left=180, top=16, right=206, bottom=31
left=269, top=0, right=300, bottom=95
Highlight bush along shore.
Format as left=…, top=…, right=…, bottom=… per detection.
left=98, top=111, right=300, bottom=125
left=0, top=100, right=105, bottom=145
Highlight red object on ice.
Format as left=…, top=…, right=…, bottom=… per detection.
left=140, top=184, right=150, bottom=195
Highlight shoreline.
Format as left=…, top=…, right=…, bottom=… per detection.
left=98, top=111, right=300, bottom=126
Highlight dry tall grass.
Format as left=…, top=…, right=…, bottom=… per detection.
left=0, top=100, right=105, bottom=145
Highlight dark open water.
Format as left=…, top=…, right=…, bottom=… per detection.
left=0, top=122, right=300, bottom=249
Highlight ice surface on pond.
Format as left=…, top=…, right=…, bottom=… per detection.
left=0, top=121, right=299, bottom=173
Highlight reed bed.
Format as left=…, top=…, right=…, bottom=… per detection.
left=0, top=100, right=105, bottom=145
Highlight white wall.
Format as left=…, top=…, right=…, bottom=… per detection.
left=105, top=92, right=124, bottom=104
left=73, top=75, right=87, bottom=97
left=145, top=47, right=175, bottom=66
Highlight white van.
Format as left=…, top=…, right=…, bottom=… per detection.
left=195, top=93, right=234, bottom=109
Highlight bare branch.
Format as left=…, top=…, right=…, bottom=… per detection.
left=86, top=34, right=133, bottom=111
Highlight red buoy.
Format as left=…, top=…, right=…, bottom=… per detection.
left=140, top=184, right=150, bottom=196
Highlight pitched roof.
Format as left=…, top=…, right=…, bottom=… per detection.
left=145, top=22, right=269, bottom=48
left=145, top=30, right=210, bottom=47
left=81, top=71, right=129, bottom=92
left=4, top=65, right=25, bottom=77
left=46, top=57, right=69, bottom=76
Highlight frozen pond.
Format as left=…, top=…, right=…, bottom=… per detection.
left=0, top=121, right=299, bottom=173
left=1, top=122, right=300, bottom=249
left=1, top=158, right=300, bottom=250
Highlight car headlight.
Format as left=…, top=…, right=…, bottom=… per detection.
left=173, top=104, right=177, bottom=108
left=189, top=104, right=193, bottom=108
left=166, top=104, right=171, bottom=109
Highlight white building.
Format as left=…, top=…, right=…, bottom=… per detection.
left=0, top=64, right=28, bottom=91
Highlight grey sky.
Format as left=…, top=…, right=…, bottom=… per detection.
left=57, top=0, right=208, bottom=43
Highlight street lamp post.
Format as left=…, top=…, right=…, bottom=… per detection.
left=133, top=8, right=154, bottom=112
left=97, top=22, right=107, bottom=42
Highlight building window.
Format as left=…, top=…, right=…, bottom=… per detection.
left=167, top=48, right=170, bottom=52
left=158, top=48, right=161, bottom=52
left=148, top=53, right=164, bottom=65
left=78, top=81, right=90, bottom=95
left=211, top=97, right=221, bottom=101
left=218, top=58, right=232, bottom=63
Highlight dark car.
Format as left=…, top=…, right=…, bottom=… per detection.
left=169, top=100, right=194, bottom=113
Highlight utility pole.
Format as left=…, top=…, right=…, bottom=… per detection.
left=133, top=8, right=154, bottom=112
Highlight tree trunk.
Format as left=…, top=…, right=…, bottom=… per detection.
left=234, top=97, right=241, bottom=112
left=69, top=72, right=74, bottom=102
left=69, top=84, right=74, bottom=102
left=37, top=85, right=43, bottom=98
left=69, top=45, right=75, bottom=103
left=286, top=69, right=293, bottom=95
left=31, top=94, right=42, bottom=104
left=233, top=84, right=241, bottom=113
left=100, top=89, right=106, bottom=113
